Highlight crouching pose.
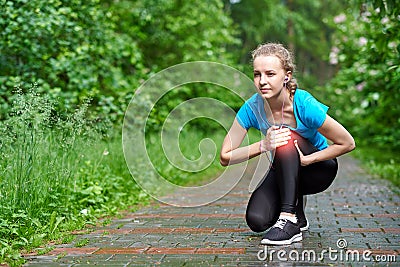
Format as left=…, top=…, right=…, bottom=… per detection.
left=220, top=43, right=355, bottom=245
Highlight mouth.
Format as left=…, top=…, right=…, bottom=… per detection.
left=260, top=88, right=271, bottom=93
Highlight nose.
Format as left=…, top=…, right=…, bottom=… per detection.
left=260, top=74, right=267, bottom=85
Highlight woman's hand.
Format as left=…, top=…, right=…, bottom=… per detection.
left=294, top=140, right=315, bottom=166
left=293, top=115, right=355, bottom=166
left=260, top=126, right=291, bottom=152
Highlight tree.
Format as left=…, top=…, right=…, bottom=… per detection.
left=226, top=0, right=347, bottom=86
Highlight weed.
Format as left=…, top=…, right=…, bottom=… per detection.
left=351, top=146, right=400, bottom=190
left=36, top=246, right=55, bottom=256
left=74, top=238, right=89, bottom=248
left=0, top=86, right=142, bottom=265
left=0, top=84, right=225, bottom=266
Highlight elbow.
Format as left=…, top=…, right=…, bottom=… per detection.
left=219, top=154, right=230, bottom=167
left=347, top=138, right=356, bottom=153
left=220, top=157, right=229, bottom=167
left=220, top=159, right=229, bottom=167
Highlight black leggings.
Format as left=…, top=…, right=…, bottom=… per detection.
left=246, top=131, right=338, bottom=232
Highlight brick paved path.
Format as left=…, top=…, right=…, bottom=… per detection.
left=24, top=155, right=399, bottom=266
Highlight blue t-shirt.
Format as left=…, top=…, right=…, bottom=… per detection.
left=236, top=89, right=329, bottom=150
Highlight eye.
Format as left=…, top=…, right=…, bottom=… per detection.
left=253, top=73, right=260, bottom=78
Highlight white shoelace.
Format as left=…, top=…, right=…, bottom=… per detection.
left=273, top=219, right=287, bottom=230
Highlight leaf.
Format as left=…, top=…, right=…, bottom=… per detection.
left=48, top=211, right=57, bottom=233
left=51, top=216, right=65, bottom=234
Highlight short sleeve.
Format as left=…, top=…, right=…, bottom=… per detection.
left=303, top=97, right=329, bottom=129
left=236, top=101, right=260, bottom=130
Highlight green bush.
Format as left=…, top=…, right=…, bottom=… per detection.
left=0, top=87, right=146, bottom=265
left=321, top=1, right=399, bottom=151
left=108, top=0, right=240, bottom=70
left=0, top=84, right=230, bottom=265
left=316, top=0, right=400, bottom=186
left=0, top=0, right=144, bottom=120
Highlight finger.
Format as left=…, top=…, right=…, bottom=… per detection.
left=268, top=125, right=279, bottom=133
left=294, top=140, right=303, bottom=155
left=279, top=127, right=291, bottom=133
left=274, top=133, right=291, bottom=140
left=267, top=126, right=280, bottom=139
left=276, top=130, right=291, bottom=137
left=272, top=127, right=290, bottom=134
left=271, top=130, right=291, bottom=139
left=272, top=130, right=291, bottom=140
left=273, top=135, right=291, bottom=147
left=269, top=127, right=291, bottom=148
left=273, top=135, right=291, bottom=144
left=274, top=140, right=289, bottom=148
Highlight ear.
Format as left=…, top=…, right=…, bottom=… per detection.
left=286, top=71, right=292, bottom=80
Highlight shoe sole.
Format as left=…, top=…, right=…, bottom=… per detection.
left=300, top=221, right=309, bottom=231
left=260, top=233, right=302, bottom=245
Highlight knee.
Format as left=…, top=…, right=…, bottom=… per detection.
left=245, top=211, right=273, bottom=233
left=274, top=131, right=314, bottom=159
left=276, top=130, right=301, bottom=150
left=274, top=134, right=299, bottom=161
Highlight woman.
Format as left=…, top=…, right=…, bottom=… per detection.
left=220, top=43, right=355, bottom=245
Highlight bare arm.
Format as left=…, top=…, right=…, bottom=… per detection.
left=220, top=119, right=260, bottom=166
left=294, top=115, right=355, bottom=166
left=220, top=118, right=291, bottom=166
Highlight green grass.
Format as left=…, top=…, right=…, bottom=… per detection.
left=351, top=144, right=400, bottom=190
left=0, top=89, right=228, bottom=266
left=144, top=120, right=264, bottom=187
left=0, top=90, right=143, bottom=266
left=75, top=238, right=89, bottom=248
left=146, top=128, right=225, bottom=187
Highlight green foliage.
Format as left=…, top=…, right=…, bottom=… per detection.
left=102, top=0, right=241, bottom=133
left=226, top=0, right=287, bottom=63
left=0, top=85, right=232, bottom=265
left=0, top=0, right=241, bottom=125
left=227, top=0, right=346, bottom=86
left=365, top=0, right=399, bottom=17
left=145, top=83, right=244, bottom=133
left=315, top=0, right=399, bottom=186
left=146, top=118, right=227, bottom=186
left=320, top=1, right=400, bottom=151
left=102, top=0, right=241, bottom=128
left=74, top=238, right=89, bottom=248
left=105, top=0, right=240, bottom=70
left=0, top=0, right=143, bottom=120
left=0, top=87, right=147, bottom=265
left=351, top=147, right=400, bottom=188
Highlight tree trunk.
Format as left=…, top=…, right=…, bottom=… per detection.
left=287, top=0, right=295, bottom=53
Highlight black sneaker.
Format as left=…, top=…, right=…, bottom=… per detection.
left=298, top=218, right=309, bottom=231
left=260, top=218, right=302, bottom=245
left=296, top=196, right=309, bottom=231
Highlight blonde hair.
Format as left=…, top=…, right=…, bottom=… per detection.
left=251, top=43, right=298, bottom=97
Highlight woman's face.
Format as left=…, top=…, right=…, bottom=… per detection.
left=253, top=55, right=287, bottom=99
